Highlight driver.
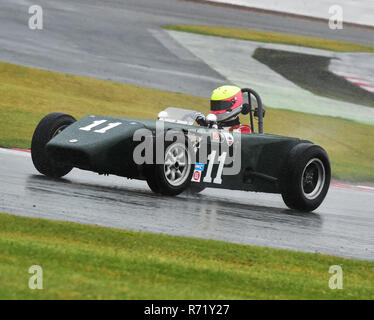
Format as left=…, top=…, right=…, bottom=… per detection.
left=196, top=85, right=251, bottom=134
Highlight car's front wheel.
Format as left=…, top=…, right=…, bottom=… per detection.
left=31, top=112, right=76, bottom=178
left=280, top=143, right=331, bottom=212
left=146, top=140, right=194, bottom=196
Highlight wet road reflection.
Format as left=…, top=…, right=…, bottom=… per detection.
left=0, top=149, right=373, bottom=261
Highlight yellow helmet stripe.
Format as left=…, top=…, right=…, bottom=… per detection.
left=211, top=85, right=241, bottom=101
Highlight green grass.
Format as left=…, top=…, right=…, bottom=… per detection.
left=253, top=48, right=374, bottom=108
left=164, top=25, right=374, bottom=52
left=0, top=213, right=373, bottom=299
left=0, top=61, right=207, bottom=149
left=0, top=61, right=374, bottom=181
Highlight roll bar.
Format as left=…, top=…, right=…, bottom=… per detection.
left=241, top=88, right=264, bottom=134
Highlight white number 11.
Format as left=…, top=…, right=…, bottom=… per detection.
left=79, top=120, right=122, bottom=133
left=203, top=151, right=227, bottom=184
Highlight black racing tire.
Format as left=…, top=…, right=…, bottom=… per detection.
left=280, top=143, right=331, bottom=212
left=145, top=166, right=161, bottom=193
left=31, top=112, right=76, bottom=178
left=146, top=138, right=194, bottom=196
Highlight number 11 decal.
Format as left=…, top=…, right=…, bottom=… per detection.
left=203, top=151, right=227, bottom=184
left=79, top=120, right=122, bottom=133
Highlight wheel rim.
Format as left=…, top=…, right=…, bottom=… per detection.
left=52, top=125, right=69, bottom=138
left=164, top=143, right=191, bottom=187
left=301, top=158, right=325, bottom=200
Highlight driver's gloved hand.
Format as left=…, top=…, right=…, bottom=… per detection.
left=194, top=113, right=207, bottom=126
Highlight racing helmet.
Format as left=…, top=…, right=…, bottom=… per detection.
left=210, top=85, right=243, bottom=124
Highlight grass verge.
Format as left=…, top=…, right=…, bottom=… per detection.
left=0, top=213, right=373, bottom=299
left=253, top=48, right=374, bottom=108
left=164, top=25, right=374, bottom=52
left=0, top=61, right=373, bottom=181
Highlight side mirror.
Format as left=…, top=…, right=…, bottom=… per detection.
left=241, top=103, right=251, bottom=115
left=254, top=108, right=265, bottom=118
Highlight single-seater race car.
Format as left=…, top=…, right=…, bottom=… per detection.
left=31, top=87, right=331, bottom=212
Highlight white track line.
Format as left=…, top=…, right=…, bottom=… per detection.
left=330, top=183, right=374, bottom=193
left=0, top=147, right=30, bottom=157
left=334, top=72, right=374, bottom=93
left=205, top=0, right=374, bottom=27
left=168, top=31, right=374, bottom=125
left=356, top=185, right=374, bottom=191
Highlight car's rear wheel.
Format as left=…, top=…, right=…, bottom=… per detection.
left=31, top=112, right=76, bottom=178
left=146, top=140, right=194, bottom=196
left=280, top=143, right=331, bottom=212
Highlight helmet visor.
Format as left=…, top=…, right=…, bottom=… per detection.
left=210, top=100, right=233, bottom=113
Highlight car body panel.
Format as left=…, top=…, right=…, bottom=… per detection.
left=46, top=115, right=307, bottom=194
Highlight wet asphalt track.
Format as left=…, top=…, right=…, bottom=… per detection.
left=1, top=0, right=374, bottom=97
left=1, top=149, right=373, bottom=261
left=1, top=0, right=374, bottom=260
